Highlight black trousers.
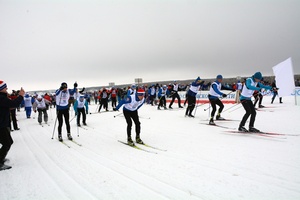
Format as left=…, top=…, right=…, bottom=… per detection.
left=254, top=93, right=263, bottom=107
left=209, top=98, right=224, bottom=118
left=10, top=109, right=18, bottom=130
left=150, top=95, right=156, bottom=105
left=111, top=97, right=117, bottom=108
left=0, top=127, right=13, bottom=164
left=185, top=94, right=196, bottom=115
left=57, top=109, right=70, bottom=135
left=123, top=110, right=141, bottom=138
left=240, top=100, right=256, bottom=128
left=99, top=98, right=108, bottom=111
left=158, top=96, right=166, bottom=108
left=77, top=108, right=86, bottom=125
left=169, top=92, right=181, bottom=107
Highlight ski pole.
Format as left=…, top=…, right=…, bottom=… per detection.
left=52, top=90, right=62, bottom=140
left=205, top=91, right=234, bottom=112
left=69, top=115, right=76, bottom=123
left=113, top=112, right=123, bottom=118
left=52, top=110, right=58, bottom=139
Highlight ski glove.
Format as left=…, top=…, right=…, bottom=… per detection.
left=222, top=94, right=227, bottom=98
left=113, top=108, right=118, bottom=111
left=74, top=82, right=78, bottom=88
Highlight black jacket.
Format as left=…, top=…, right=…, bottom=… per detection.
left=0, top=92, right=23, bottom=128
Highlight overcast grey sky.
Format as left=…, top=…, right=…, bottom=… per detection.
left=1, top=0, right=299, bottom=91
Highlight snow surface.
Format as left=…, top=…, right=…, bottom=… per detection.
left=1, top=96, right=300, bottom=200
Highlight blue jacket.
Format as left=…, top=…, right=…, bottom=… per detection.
left=55, top=87, right=77, bottom=110
left=240, top=77, right=272, bottom=100
left=158, top=88, right=170, bottom=98
left=73, top=99, right=89, bottom=114
left=208, top=80, right=232, bottom=100
left=187, top=77, right=203, bottom=97
left=115, top=94, right=144, bottom=111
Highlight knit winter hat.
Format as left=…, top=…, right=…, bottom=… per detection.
left=216, top=75, right=223, bottom=79
left=253, top=72, right=263, bottom=80
left=136, top=89, right=145, bottom=96
left=0, top=80, right=7, bottom=91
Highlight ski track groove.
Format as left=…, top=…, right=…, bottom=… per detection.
left=20, top=124, right=99, bottom=200
left=24, top=120, right=196, bottom=200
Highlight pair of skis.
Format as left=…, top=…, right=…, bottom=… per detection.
left=118, top=140, right=167, bottom=154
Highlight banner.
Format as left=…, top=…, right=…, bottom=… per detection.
left=272, top=58, right=295, bottom=96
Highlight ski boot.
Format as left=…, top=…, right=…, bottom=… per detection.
left=83, top=122, right=87, bottom=126
left=209, top=118, right=215, bottom=125
left=58, top=134, right=63, bottom=142
left=169, top=106, right=173, bottom=109
left=0, top=164, right=12, bottom=171
left=136, top=136, right=144, bottom=144
left=179, top=106, right=183, bottom=108
left=127, top=137, right=134, bottom=146
left=216, top=114, right=225, bottom=120
left=157, top=107, right=161, bottom=110
left=67, top=134, right=73, bottom=141
left=249, top=127, right=260, bottom=133
left=238, top=126, right=248, bottom=132
left=258, top=105, right=265, bottom=108
left=188, top=114, right=195, bottom=118
left=77, top=124, right=81, bottom=127
left=164, top=106, right=167, bottom=110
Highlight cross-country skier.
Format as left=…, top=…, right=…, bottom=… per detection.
left=32, top=95, right=51, bottom=125
left=98, top=88, right=109, bottom=112
left=271, top=81, right=282, bottom=104
left=55, top=82, right=77, bottom=142
left=0, top=80, right=25, bottom=171
left=22, top=93, right=35, bottom=118
left=74, top=94, right=89, bottom=127
left=157, top=85, right=170, bottom=110
left=110, top=87, right=117, bottom=108
left=169, top=81, right=183, bottom=109
left=185, top=77, right=204, bottom=118
left=148, top=85, right=156, bottom=106
left=113, top=89, right=145, bottom=146
left=208, top=75, right=235, bottom=124
left=238, top=72, right=272, bottom=132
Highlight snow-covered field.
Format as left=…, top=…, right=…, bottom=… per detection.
left=1, top=96, right=300, bottom=200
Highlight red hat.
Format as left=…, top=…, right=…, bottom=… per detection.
left=136, top=89, right=145, bottom=96
left=0, top=80, right=7, bottom=91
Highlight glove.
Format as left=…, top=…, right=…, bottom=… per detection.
left=113, top=108, right=118, bottom=111
left=232, top=89, right=236, bottom=92
left=222, top=94, right=227, bottom=98
left=60, top=86, right=64, bottom=90
left=75, top=112, right=77, bottom=116
left=74, top=82, right=78, bottom=88
left=86, top=110, right=89, bottom=114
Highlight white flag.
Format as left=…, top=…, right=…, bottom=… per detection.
left=272, top=57, right=295, bottom=96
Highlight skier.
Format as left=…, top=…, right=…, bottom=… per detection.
left=271, top=81, right=282, bottom=104
left=110, top=87, right=117, bottom=108
left=113, top=89, right=145, bottom=146
left=98, top=88, right=109, bottom=112
left=253, top=78, right=266, bottom=108
left=208, top=75, right=235, bottom=124
left=127, top=84, right=136, bottom=96
left=74, top=94, right=89, bottom=126
left=157, top=85, right=169, bottom=110
left=22, top=93, right=35, bottom=118
left=8, top=90, right=20, bottom=131
left=148, top=85, right=156, bottom=106
left=238, top=72, right=272, bottom=132
left=169, top=81, right=183, bottom=109
left=55, top=82, right=77, bottom=142
left=185, top=77, right=204, bottom=118
left=32, top=95, right=51, bottom=125
left=0, top=80, right=25, bottom=171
